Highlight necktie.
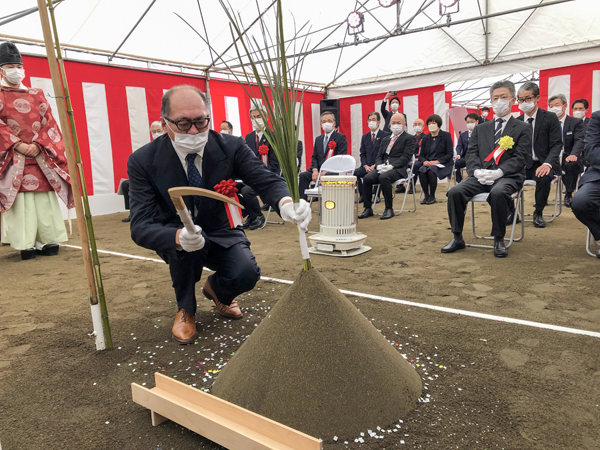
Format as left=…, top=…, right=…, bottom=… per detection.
left=256, top=134, right=260, bottom=150
left=186, top=153, right=203, bottom=211
left=494, top=118, right=503, bottom=146
left=386, top=134, right=398, bottom=154
left=323, top=135, right=329, bottom=154
left=526, top=117, right=535, bottom=168
left=371, top=133, right=376, bottom=144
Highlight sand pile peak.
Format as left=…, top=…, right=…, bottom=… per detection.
left=210, top=269, right=422, bottom=439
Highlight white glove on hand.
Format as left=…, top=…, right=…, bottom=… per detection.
left=474, top=169, right=487, bottom=180
left=280, top=199, right=312, bottom=231
left=377, top=164, right=393, bottom=174
left=376, top=164, right=385, bottom=172
left=179, top=225, right=205, bottom=252
left=486, top=169, right=503, bottom=182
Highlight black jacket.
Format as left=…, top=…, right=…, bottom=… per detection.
left=310, top=131, right=348, bottom=171
left=466, top=116, right=532, bottom=183
left=127, top=131, right=289, bottom=259
left=376, top=132, right=415, bottom=179
left=245, top=130, right=279, bottom=174
left=562, top=115, right=585, bottom=159
left=582, top=111, right=600, bottom=185
left=517, top=108, right=563, bottom=170
left=359, top=129, right=391, bottom=167
left=418, top=130, right=454, bottom=166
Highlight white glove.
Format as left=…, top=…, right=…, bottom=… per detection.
left=179, top=225, right=205, bottom=252
left=280, top=199, right=312, bottom=231
left=377, top=164, right=393, bottom=174
left=486, top=169, right=503, bottom=182
left=376, top=164, right=385, bottom=172
left=474, top=169, right=487, bottom=180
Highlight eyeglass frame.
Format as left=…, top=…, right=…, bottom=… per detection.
left=517, top=95, right=538, bottom=104
left=163, top=116, right=211, bottom=132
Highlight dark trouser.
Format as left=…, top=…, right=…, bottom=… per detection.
left=363, top=168, right=402, bottom=209
left=525, top=161, right=554, bottom=214
left=419, top=170, right=438, bottom=198
left=354, top=166, right=368, bottom=196
left=455, top=158, right=467, bottom=183
left=571, top=180, right=600, bottom=241
left=168, top=240, right=260, bottom=315
left=447, top=176, right=520, bottom=238
left=563, top=159, right=584, bottom=195
left=240, top=185, right=262, bottom=220
left=299, top=170, right=314, bottom=201
left=122, top=179, right=130, bottom=210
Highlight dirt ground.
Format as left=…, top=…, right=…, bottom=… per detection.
left=1, top=183, right=600, bottom=450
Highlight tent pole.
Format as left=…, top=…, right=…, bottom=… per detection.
left=109, top=0, right=157, bottom=61
left=37, top=0, right=113, bottom=350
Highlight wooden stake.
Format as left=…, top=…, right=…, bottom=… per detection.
left=132, top=373, right=322, bottom=450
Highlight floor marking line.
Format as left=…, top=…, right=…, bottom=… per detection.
left=64, top=244, right=600, bottom=339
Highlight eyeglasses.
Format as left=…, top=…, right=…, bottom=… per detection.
left=164, top=116, right=211, bottom=132
left=517, top=96, right=536, bottom=103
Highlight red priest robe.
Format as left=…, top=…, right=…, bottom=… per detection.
left=0, top=85, right=73, bottom=213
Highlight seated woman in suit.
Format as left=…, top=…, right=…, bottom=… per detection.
left=418, top=114, right=454, bottom=204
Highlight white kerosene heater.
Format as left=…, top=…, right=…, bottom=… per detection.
left=308, top=175, right=371, bottom=257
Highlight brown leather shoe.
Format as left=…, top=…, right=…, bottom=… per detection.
left=202, top=280, right=243, bottom=320
left=171, top=309, right=197, bottom=344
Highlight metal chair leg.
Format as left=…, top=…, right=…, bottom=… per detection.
left=587, top=229, right=598, bottom=257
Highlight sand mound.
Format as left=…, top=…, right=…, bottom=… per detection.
left=211, top=269, right=422, bottom=439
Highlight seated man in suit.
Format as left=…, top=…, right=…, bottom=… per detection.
left=512, top=81, right=562, bottom=227
left=298, top=112, right=348, bottom=201
left=127, top=85, right=310, bottom=344
left=354, top=112, right=390, bottom=202
left=454, top=113, right=479, bottom=183
left=241, top=105, right=280, bottom=229
left=442, top=80, right=531, bottom=258
left=572, top=110, right=600, bottom=258
left=358, top=113, right=415, bottom=220
left=220, top=120, right=233, bottom=135
left=548, top=94, right=585, bottom=208
left=572, top=99, right=591, bottom=135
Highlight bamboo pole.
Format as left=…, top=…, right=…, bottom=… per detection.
left=37, top=0, right=113, bottom=349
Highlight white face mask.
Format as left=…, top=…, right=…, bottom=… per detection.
left=368, top=121, right=379, bottom=131
left=390, top=103, right=399, bottom=112
left=466, top=123, right=476, bottom=131
left=482, top=111, right=489, bottom=118
left=573, top=110, right=586, bottom=119
left=322, top=122, right=334, bottom=133
left=166, top=121, right=209, bottom=155
left=518, top=101, right=536, bottom=115
left=151, top=131, right=163, bottom=140
left=3, top=67, right=25, bottom=85
left=492, top=98, right=512, bottom=117
left=220, top=129, right=230, bottom=135
left=252, top=118, right=264, bottom=131
left=390, top=124, right=404, bottom=135
left=549, top=106, right=564, bottom=117
left=413, top=125, right=422, bottom=134
left=428, top=123, right=439, bottom=133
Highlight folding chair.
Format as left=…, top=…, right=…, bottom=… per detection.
left=304, top=155, right=357, bottom=206
left=373, top=156, right=418, bottom=216
left=466, top=188, right=525, bottom=249
left=586, top=229, right=599, bottom=257
left=522, top=175, right=562, bottom=223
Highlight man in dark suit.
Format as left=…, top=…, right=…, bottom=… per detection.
left=381, top=92, right=401, bottom=132
left=358, top=113, right=415, bottom=220
left=572, top=110, right=600, bottom=258
left=572, top=99, right=591, bottom=135
left=298, top=111, right=348, bottom=200
left=354, top=112, right=390, bottom=201
left=127, top=86, right=310, bottom=344
left=548, top=94, right=585, bottom=208
left=514, top=81, right=563, bottom=228
left=478, top=106, right=490, bottom=123
left=442, top=80, right=532, bottom=258
left=454, top=113, right=479, bottom=183
left=242, top=105, right=280, bottom=229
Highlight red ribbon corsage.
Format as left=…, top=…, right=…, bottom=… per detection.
left=328, top=141, right=337, bottom=150
left=214, top=179, right=242, bottom=228
left=258, top=145, right=269, bottom=156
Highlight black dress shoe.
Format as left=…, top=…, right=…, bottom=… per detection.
left=122, top=215, right=130, bottom=222
left=408, top=186, right=414, bottom=195
left=564, top=194, right=572, bottom=208
left=21, top=248, right=36, bottom=260
left=494, top=239, right=508, bottom=258
left=420, top=197, right=428, bottom=205
left=395, top=185, right=406, bottom=194
left=242, top=216, right=252, bottom=229
left=441, top=238, right=465, bottom=253
left=248, top=215, right=266, bottom=230
left=380, top=208, right=394, bottom=220
left=260, top=203, right=270, bottom=211
left=358, top=207, right=373, bottom=218
left=506, top=211, right=521, bottom=225
left=36, top=243, right=59, bottom=256
left=426, top=197, right=436, bottom=205
left=533, top=213, right=546, bottom=228
left=358, top=195, right=363, bottom=203
left=596, top=248, right=600, bottom=259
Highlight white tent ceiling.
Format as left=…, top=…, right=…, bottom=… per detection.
left=1, top=0, right=599, bottom=100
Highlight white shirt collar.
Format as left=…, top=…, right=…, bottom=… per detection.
left=324, top=130, right=334, bottom=139
left=524, top=107, right=538, bottom=120
left=0, top=78, right=27, bottom=90
left=171, top=139, right=205, bottom=164
left=494, top=113, right=512, bottom=122
left=257, top=130, right=263, bottom=140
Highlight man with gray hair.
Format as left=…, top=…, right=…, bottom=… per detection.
left=443, top=80, right=531, bottom=258
left=514, top=81, right=563, bottom=227
left=548, top=94, right=585, bottom=207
